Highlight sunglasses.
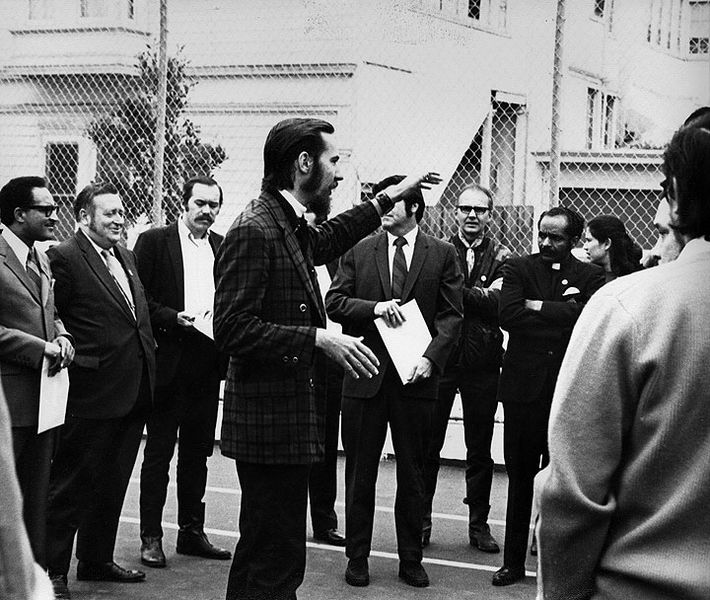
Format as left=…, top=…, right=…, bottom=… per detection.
left=26, top=204, right=59, bottom=217
left=457, top=205, right=489, bottom=216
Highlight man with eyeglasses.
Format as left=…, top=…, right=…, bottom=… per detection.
left=134, top=175, right=231, bottom=569
left=0, top=176, right=74, bottom=572
left=492, top=207, right=604, bottom=587
left=422, top=183, right=510, bottom=552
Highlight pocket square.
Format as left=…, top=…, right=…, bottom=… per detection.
left=563, top=287, right=580, bottom=296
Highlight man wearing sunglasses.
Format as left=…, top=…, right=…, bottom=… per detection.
left=0, top=176, right=74, bottom=573
left=422, top=183, right=510, bottom=552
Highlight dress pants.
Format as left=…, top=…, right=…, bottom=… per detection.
left=12, top=426, right=57, bottom=567
left=140, top=338, right=220, bottom=536
left=501, top=374, right=555, bottom=570
left=341, top=366, right=435, bottom=563
left=308, top=361, right=342, bottom=534
left=226, top=462, right=310, bottom=600
left=423, top=366, right=499, bottom=531
left=46, top=377, right=150, bottom=576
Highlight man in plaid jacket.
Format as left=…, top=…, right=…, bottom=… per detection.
left=213, top=117, right=440, bottom=600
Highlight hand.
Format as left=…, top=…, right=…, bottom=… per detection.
left=374, top=300, right=406, bottom=328
left=45, top=337, right=73, bottom=375
left=525, top=299, right=543, bottom=311
left=315, top=329, right=379, bottom=379
left=406, top=356, right=434, bottom=385
left=177, top=311, right=196, bottom=327
left=386, top=171, right=443, bottom=201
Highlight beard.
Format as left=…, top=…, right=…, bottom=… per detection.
left=303, top=159, right=332, bottom=220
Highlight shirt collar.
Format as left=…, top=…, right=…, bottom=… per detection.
left=178, top=216, right=209, bottom=245
left=386, top=225, right=419, bottom=248
left=80, top=226, right=115, bottom=258
left=279, top=189, right=307, bottom=219
left=1, top=226, right=32, bottom=266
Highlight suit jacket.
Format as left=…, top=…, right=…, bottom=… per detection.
left=133, top=222, right=224, bottom=387
left=47, top=229, right=156, bottom=419
left=325, top=230, right=463, bottom=399
left=0, top=235, right=71, bottom=427
left=497, top=252, right=605, bottom=405
left=213, top=189, right=383, bottom=464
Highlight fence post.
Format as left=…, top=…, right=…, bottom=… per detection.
left=152, top=0, right=169, bottom=226
left=549, top=0, right=566, bottom=209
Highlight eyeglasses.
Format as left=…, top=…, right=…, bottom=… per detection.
left=457, top=205, right=489, bottom=216
left=26, top=204, right=59, bottom=217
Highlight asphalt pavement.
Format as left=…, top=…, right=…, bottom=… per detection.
left=62, top=442, right=538, bottom=600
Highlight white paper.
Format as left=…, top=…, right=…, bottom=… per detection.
left=37, top=357, right=69, bottom=434
left=192, top=310, right=214, bottom=340
left=374, top=299, right=432, bottom=385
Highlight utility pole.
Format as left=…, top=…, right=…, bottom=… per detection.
left=152, top=0, right=169, bottom=225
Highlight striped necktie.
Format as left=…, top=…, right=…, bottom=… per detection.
left=391, top=236, right=408, bottom=299
left=101, top=249, right=135, bottom=317
left=26, top=247, right=42, bottom=296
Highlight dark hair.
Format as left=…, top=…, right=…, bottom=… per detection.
left=662, top=126, right=710, bottom=240
left=459, top=182, right=494, bottom=210
left=373, top=175, right=425, bottom=223
left=73, top=181, right=119, bottom=220
left=538, top=206, right=584, bottom=240
left=683, top=106, right=710, bottom=128
left=587, top=215, right=642, bottom=276
left=0, top=176, right=48, bottom=226
left=182, top=175, right=223, bottom=207
left=262, top=118, right=335, bottom=191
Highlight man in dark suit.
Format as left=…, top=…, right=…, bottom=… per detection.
left=491, top=207, right=605, bottom=587
left=214, top=117, right=440, bottom=600
left=0, top=176, right=74, bottom=569
left=45, top=182, right=156, bottom=599
left=326, top=176, right=463, bottom=588
left=134, top=175, right=230, bottom=568
left=422, top=183, right=510, bottom=552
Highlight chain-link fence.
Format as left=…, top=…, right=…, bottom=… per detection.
left=0, top=0, right=707, bottom=254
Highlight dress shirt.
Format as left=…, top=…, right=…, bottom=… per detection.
left=386, top=226, right=418, bottom=284
left=315, top=265, right=342, bottom=334
left=279, top=189, right=308, bottom=219
left=177, top=217, right=215, bottom=314
left=1, top=226, right=32, bottom=272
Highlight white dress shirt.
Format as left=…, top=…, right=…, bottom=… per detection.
left=177, top=217, right=215, bottom=315
left=386, top=226, right=418, bottom=284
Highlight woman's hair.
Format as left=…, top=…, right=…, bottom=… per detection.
left=587, top=215, right=642, bottom=276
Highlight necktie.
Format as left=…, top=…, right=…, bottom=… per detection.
left=101, top=249, right=135, bottom=317
left=391, top=236, right=408, bottom=299
left=26, top=247, right=42, bottom=296
left=466, top=246, right=475, bottom=278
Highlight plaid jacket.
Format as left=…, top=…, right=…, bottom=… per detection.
left=214, top=189, right=382, bottom=464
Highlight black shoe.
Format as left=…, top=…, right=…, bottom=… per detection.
left=491, top=565, right=525, bottom=586
left=176, top=528, right=232, bottom=560
left=141, top=535, right=166, bottom=568
left=398, top=560, right=429, bottom=587
left=76, top=561, right=146, bottom=582
left=421, top=526, right=431, bottom=548
left=50, top=573, right=71, bottom=599
left=345, top=557, right=369, bottom=587
left=530, top=532, right=538, bottom=556
left=469, top=524, right=500, bottom=553
left=313, top=528, right=346, bottom=547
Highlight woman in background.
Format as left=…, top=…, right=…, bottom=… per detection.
left=583, top=215, right=642, bottom=283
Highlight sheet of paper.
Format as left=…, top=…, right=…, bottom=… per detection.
left=37, top=357, right=69, bottom=434
left=192, top=310, right=214, bottom=340
left=374, top=299, right=432, bottom=385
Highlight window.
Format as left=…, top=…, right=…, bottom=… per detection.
left=594, top=0, right=606, bottom=18
left=648, top=0, right=709, bottom=56
left=28, top=0, right=135, bottom=21
left=587, top=88, right=619, bottom=150
left=422, top=0, right=507, bottom=31
left=592, top=0, right=615, bottom=31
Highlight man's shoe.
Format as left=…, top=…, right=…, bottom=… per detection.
left=76, top=561, right=146, bottom=582
left=530, top=532, right=538, bottom=556
left=491, top=565, right=525, bottom=586
left=421, top=526, right=431, bottom=548
left=50, top=573, right=71, bottom=599
left=141, top=535, right=167, bottom=568
left=313, top=528, right=346, bottom=547
left=345, top=557, right=369, bottom=587
left=469, top=524, right=500, bottom=553
left=399, top=560, right=429, bottom=587
left=176, top=528, right=232, bottom=560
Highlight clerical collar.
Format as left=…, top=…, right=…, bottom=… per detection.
left=279, top=189, right=307, bottom=219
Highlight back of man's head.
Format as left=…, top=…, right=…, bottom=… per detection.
left=262, top=118, right=334, bottom=192
left=683, top=106, right=710, bottom=129
left=0, top=176, right=47, bottom=226
left=373, top=175, right=425, bottom=222
left=663, top=125, right=710, bottom=240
